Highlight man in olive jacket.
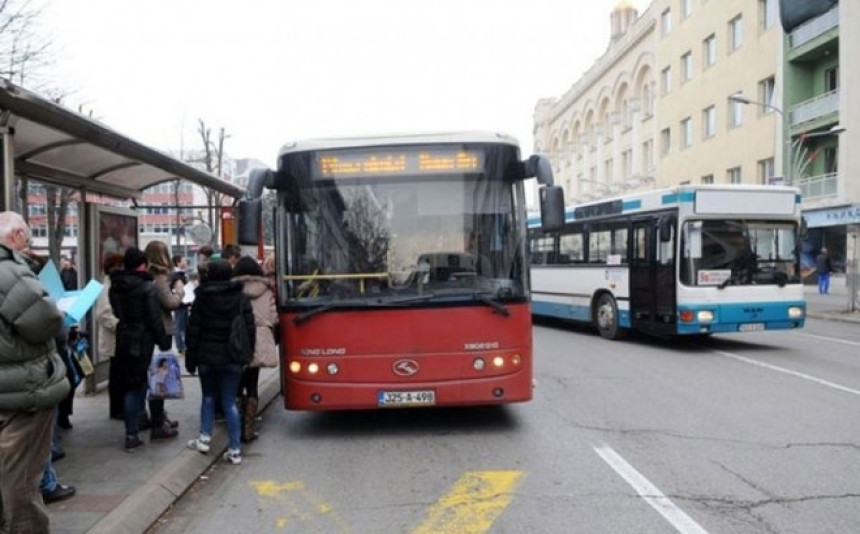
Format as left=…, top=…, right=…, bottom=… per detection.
left=0, top=211, right=70, bottom=533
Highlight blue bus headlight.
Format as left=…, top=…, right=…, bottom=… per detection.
left=788, top=306, right=804, bottom=319
left=697, top=310, right=715, bottom=323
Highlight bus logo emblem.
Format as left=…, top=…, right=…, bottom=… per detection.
left=393, top=359, right=419, bottom=377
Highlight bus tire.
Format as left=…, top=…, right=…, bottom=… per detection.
left=595, top=293, right=624, bottom=340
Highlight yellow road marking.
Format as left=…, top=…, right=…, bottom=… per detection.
left=412, top=470, right=525, bottom=534
left=250, top=480, right=349, bottom=533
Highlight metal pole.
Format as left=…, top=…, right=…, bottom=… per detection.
left=1, top=125, right=15, bottom=212
left=850, top=231, right=858, bottom=313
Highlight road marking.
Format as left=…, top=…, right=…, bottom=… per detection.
left=411, top=470, right=524, bottom=534
left=793, top=331, right=860, bottom=348
left=250, top=480, right=349, bottom=533
left=714, top=350, right=860, bottom=397
left=594, top=446, right=708, bottom=534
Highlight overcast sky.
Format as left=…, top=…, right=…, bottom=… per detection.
left=39, top=0, right=648, bottom=168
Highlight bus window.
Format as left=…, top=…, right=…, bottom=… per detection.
left=531, top=235, right=555, bottom=265
left=612, top=227, right=628, bottom=263
left=589, top=228, right=611, bottom=263
left=559, top=232, right=584, bottom=264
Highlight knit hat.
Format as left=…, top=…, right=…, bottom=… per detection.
left=123, top=247, right=147, bottom=271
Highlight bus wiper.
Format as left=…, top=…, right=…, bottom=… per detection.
left=294, top=302, right=366, bottom=325
left=474, top=293, right=510, bottom=316
left=717, top=274, right=736, bottom=290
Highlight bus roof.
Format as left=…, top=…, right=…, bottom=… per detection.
left=277, top=131, right=520, bottom=156
left=527, top=184, right=803, bottom=227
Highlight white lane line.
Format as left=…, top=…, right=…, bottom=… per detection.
left=714, top=350, right=860, bottom=397
left=792, top=331, right=860, bottom=348
left=594, top=446, right=709, bottom=534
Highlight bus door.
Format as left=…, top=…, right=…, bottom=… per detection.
left=630, top=217, right=677, bottom=334
left=629, top=219, right=656, bottom=328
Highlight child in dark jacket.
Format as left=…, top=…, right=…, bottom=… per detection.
left=185, top=260, right=255, bottom=464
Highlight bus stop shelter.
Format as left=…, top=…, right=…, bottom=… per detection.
left=0, top=78, right=245, bottom=389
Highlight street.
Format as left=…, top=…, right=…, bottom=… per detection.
left=149, top=317, right=860, bottom=534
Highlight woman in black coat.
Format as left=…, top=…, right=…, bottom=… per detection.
left=109, top=248, right=173, bottom=451
left=185, top=260, right=255, bottom=465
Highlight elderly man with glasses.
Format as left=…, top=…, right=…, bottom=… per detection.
left=0, top=211, right=70, bottom=533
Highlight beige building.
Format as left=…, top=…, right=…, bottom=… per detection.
left=534, top=0, right=781, bottom=199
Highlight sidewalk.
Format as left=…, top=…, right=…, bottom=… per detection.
left=46, top=367, right=281, bottom=534
left=803, top=273, right=860, bottom=324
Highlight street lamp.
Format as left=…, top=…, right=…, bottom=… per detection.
left=729, top=94, right=844, bottom=186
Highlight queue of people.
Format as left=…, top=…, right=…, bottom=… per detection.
left=0, top=206, right=280, bottom=533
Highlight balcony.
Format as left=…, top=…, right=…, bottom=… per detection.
left=789, top=90, right=839, bottom=127
left=797, top=172, right=838, bottom=201
left=788, top=6, right=839, bottom=49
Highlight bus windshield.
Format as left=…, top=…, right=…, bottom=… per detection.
left=680, top=219, right=800, bottom=287
left=280, top=162, right=527, bottom=307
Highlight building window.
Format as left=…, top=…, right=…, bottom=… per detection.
left=759, top=0, right=776, bottom=29
left=703, top=106, right=716, bottom=138
left=701, top=174, right=714, bottom=184
left=703, top=34, right=717, bottom=67
left=681, top=0, right=693, bottom=19
left=825, top=67, right=839, bottom=91
left=661, top=8, right=672, bottom=35
left=661, top=66, right=672, bottom=95
left=661, top=128, right=671, bottom=156
left=642, top=84, right=654, bottom=117
left=681, top=118, right=693, bottom=148
left=643, top=140, right=654, bottom=173
left=728, top=166, right=742, bottom=184
left=729, top=95, right=744, bottom=128
left=622, top=149, right=633, bottom=178
left=759, top=76, right=776, bottom=112
left=729, top=15, right=744, bottom=51
left=758, top=158, right=775, bottom=184
left=681, top=51, right=693, bottom=82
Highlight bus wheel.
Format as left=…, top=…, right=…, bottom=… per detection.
left=595, top=294, right=624, bottom=340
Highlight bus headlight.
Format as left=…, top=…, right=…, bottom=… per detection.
left=307, top=363, right=320, bottom=374
left=788, top=306, right=804, bottom=319
left=326, top=362, right=340, bottom=375
left=492, top=356, right=505, bottom=368
left=473, top=358, right=486, bottom=371
left=697, top=310, right=715, bottom=323
left=511, top=354, right=522, bottom=366
left=289, top=361, right=302, bottom=374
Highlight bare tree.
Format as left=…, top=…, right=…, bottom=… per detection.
left=0, top=0, right=55, bottom=91
left=190, top=119, right=230, bottom=245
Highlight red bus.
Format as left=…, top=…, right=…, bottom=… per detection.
left=240, top=132, right=563, bottom=410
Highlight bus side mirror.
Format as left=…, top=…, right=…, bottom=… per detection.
left=659, top=216, right=674, bottom=243
left=237, top=199, right=262, bottom=246
left=540, top=186, right=565, bottom=232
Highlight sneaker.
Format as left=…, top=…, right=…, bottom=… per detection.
left=125, top=435, right=144, bottom=452
left=223, top=448, right=242, bottom=465
left=187, top=435, right=211, bottom=453
left=151, top=425, right=179, bottom=440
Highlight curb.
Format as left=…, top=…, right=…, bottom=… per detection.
left=86, top=371, right=282, bottom=534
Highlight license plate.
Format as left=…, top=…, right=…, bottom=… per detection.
left=739, top=323, right=765, bottom=332
left=377, top=390, right=436, bottom=407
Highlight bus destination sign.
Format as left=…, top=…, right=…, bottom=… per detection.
left=314, top=148, right=484, bottom=179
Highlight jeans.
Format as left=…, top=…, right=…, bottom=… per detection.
left=40, top=458, right=57, bottom=493
left=818, top=272, right=831, bottom=294
left=174, top=307, right=188, bottom=351
left=197, top=364, right=243, bottom=451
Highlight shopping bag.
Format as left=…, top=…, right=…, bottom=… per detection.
left=148, top=351, right=184, bottom=399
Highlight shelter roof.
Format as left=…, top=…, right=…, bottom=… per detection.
left=1, top=79, right=244, bottom=200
